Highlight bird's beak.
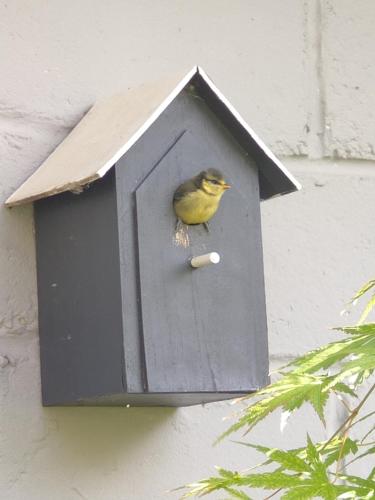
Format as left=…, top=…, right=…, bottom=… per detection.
left=222, top=184, right=231, bottom=190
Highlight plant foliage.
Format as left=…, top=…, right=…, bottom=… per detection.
left=180, top=280, right=375, bottom=499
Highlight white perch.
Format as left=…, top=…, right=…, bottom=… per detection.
left=190, top=252, right=220, bottom=268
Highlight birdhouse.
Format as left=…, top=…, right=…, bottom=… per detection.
left=6, top=66, right=300, bottom=406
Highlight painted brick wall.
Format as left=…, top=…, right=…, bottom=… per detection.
left=1, top=1, right=374, bottom=498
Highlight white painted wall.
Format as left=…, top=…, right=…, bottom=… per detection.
left=1, top=1, right=374, bottom=498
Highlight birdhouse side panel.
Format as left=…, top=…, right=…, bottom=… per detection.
left=35, top=170, right=125, bottom=405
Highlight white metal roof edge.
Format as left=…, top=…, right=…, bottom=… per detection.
left=196, top=66, right=302, bottom=192
left=96, top=65, right=199, bottom=178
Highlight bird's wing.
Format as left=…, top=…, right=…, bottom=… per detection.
left=173, top=180, right=199, bottom=202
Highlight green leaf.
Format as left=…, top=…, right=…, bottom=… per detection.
left=219, top=373, right=340, bottom=440
left=308, top=382, right=329, bottom=423
left=281, top=484, right=323, bottom=500
left=290, top=330, right=375, bottom=375
left=232, top=442, right=272, bottom=454
left=306, top=434, right=321, bottom=465
left=333, top=382, right=357, bottom=397
left=280, top=475, right=341, bottom=500
left=305, top=434, right=333, bottom=490
left=327, top=474, right=375, bottom=499
left=241, top=472, right=302, bottom=489
left=323, top=437, right=358, bottom=467
left=337, top=486, right=374, bottom=499
left=335, top=323, right=375, bottom=335
left=240, top=445, right=312, bottom=473
left=265, top=450, right=311, bottom=473
left=368, top=467, right=375, bottom=480
left=339, top=473, right=375, bottom=489
left=181, top=470, right=302, bottom=498
left=218, top=467, right=238, bottom=479
left=337, top=355, right=375, bottom=378
left=222, top=488, right=252, bottom=499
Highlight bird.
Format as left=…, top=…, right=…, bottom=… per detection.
left=173, top=169, right=231, bottom=229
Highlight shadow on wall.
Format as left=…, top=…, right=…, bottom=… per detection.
left=44, top=406, right=177, bottom=467
left=0, top=203, right=38, bottom=337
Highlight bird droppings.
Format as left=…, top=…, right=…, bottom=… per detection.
left=173, top=221, right=190, bottom=248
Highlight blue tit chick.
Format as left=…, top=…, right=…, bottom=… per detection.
left=173, top=169, right=230, bottom=227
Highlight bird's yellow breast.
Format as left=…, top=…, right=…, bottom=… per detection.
left=173, top=189, right=222, bottom=224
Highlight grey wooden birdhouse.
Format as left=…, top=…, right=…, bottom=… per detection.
left=6, top=66, right=300, bottom=406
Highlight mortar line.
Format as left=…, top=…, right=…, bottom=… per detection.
left=306, top=0, right=326, bottom=159
left=279, top=157, right=375, bottom=178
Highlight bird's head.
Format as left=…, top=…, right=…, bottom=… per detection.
left=198, top=169, right=231, bottom=196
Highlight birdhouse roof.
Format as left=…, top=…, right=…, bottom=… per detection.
left=5, top=66, right=300, bottom=207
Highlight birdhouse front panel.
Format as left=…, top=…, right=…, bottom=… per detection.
left=115, top=89, right=269, bottom=402
left=135, top=131, right=267, bottom=393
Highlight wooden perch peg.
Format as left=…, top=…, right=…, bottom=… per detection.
left=190, top=252, right=220, bottom=268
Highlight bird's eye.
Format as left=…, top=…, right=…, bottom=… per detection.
left=210, top=179, right=220, bottom=185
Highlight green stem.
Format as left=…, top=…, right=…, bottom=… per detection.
left=351, top=410, right=375, bottom=428
left=322, top=382, right=375, bottom=452
left=263, top=488, right=282, bottom=500
left=361, top=425, right=375, bottom=444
